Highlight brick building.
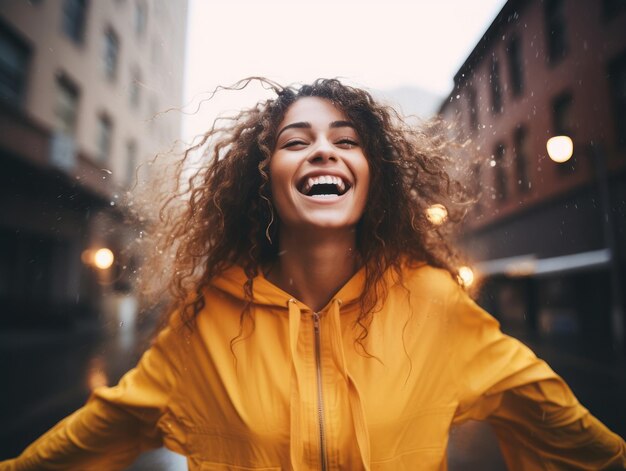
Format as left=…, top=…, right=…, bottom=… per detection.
left=440, top=0, right=626, bottom=359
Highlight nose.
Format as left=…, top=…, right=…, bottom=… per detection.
left=308, top=139, right=337, bottom=164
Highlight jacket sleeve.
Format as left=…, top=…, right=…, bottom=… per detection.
left=0, top=324, right=181, bottom=471
left=449, top=282, right=626, bottom=470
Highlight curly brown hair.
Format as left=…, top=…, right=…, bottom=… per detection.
left=144, top=77, right=471, bottom=343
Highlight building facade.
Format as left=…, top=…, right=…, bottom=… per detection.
left=440, top=0, right=626, bottom=359
left=0, top=0, right=188, bottom=328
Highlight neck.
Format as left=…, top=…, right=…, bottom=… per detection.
left=267, top=227, right=360, bottom=312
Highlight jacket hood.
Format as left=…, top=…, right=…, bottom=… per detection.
left=209, top=264, right=367, bottom=312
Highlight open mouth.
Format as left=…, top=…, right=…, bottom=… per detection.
left=297, top=175, right=351, bottom=198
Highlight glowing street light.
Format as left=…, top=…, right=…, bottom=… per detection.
left=93, top=248, right=114, bottom=269
left=546, top=135, right=573, bottom=163
left=426, top=204, right=448, bottom=225
left=458, top=266, right=474, bottom=287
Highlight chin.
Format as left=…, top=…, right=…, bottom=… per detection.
left=300, top=216, right=360, bottom=231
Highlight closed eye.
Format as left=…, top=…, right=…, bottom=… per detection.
left=283, top=139, right=308, bottom=149
left=336, top=138, right=359, bottom=149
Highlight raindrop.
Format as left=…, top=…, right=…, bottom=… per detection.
left=101, top=168, right=113, bottom=175
left=110, top=201, right=115, bottom=206
left=490, top=160, right=496, bottom=167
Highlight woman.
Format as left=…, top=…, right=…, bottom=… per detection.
left=2, top=79, right=625, bottom=470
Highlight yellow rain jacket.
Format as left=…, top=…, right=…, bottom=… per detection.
left=3, top=264, right=625, bottom=470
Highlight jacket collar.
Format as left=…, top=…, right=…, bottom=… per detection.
left=210, top=264, right=367, bottom=312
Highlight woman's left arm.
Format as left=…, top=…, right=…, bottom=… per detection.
left=449, top=283, right=626, bottom=470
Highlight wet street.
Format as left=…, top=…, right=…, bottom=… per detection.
left=1, top=310, right=624, bottom=470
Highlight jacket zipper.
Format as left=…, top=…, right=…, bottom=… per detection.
left=312, top=312, right=328, bottom=471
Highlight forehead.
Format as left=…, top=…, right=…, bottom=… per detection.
left=279, top=97, right=349, bottom=128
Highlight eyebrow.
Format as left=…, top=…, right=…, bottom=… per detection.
left=276, top=120, right=355, bottom=140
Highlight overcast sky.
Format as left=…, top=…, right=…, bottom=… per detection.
left=181, top=0, right=508, bottom=141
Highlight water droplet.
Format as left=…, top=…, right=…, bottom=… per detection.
left=101, top=168, right=113, bottom=175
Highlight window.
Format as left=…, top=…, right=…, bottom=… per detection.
left=0, top=24, right=30, bottom=107
left=507, top=35, right=524, bottom=96
left=608, top=51, right=626, bottom=149
left=96, top=114, right=113, bottom=163
left=513, top=127, right=530, bottom=193
left=129, top=67, right=141, bottom=108
left=62, top=0, right=88, bottom=44
left=490, top=55, right=503, bottom=114
left=126, top=140, right=137, bottom=186
left=552, top=92, right=573, bottom=136
left=552, top=92, right=577, bottom=173
left=494, top=143, right=508, bottom=201
left=54, top=75, right=79, bottom=135
left=545, top=0, right=567, bottom=64
left=103, top=28, right=119, bottom=81
left=134, top=1, right=147, bottom=37
left=467, top=87, right=479, bottom=132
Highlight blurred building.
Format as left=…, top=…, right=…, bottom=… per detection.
left=440, top=0, right=626, bottom=360
left=0, top=0, right=188, bottom=328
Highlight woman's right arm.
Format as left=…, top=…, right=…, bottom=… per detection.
left=0, top=322, right=182, bottom=471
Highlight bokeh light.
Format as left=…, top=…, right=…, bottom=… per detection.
left=546, top=136, right=573, bottom=163
left=426, top=204, right=448, bottom=225
left=458, top=266, right=475, bottom=287
left=93, top=248, right=114, bottom=270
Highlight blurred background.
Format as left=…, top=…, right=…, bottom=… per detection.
left=0, top=0, right=624, bottom=469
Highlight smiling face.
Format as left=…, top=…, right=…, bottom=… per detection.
left=269, top=97, right=370, bottom=232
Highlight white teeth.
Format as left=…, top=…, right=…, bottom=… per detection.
left=300, top=174, right=349, bottom=195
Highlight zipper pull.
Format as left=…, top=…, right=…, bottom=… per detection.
left=312, top=311, right=320, bottom=331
